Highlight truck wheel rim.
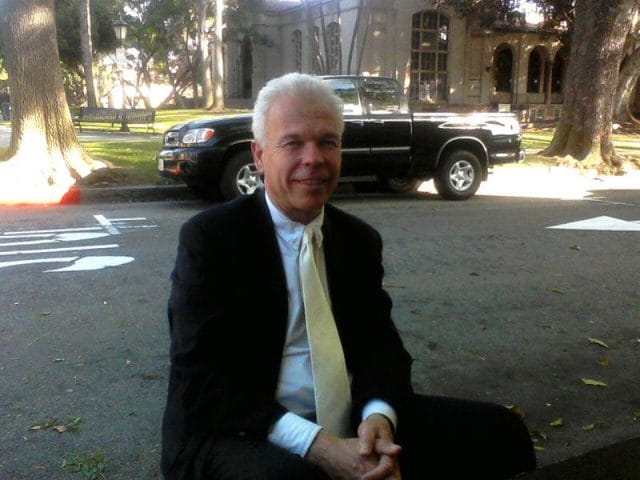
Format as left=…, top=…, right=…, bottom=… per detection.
left=449, top=160, right=474, bottom=191
left=236, top=164, right=263, bottom=194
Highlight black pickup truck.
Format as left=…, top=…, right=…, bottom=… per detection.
left=158, top=75, right=523, bottom=200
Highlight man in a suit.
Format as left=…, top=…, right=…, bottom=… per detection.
left=161, top=73, right=536, bottom=480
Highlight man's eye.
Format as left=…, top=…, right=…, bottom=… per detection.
left=283, top=141, right=302, bottom=149
left=321, top=140, right=339, bottom=148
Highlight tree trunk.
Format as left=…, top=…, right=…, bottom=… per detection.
left=304, top=0, right=325, bottom=73
left=540, top=0, right=638, bottom=174
left=211, top=0, right=225, bottom=111
left=346, top=0, right=364, bottom=74
left=0, top=0, right=101, bottom=205
left=198, top=0, right=214, bottom=108
left=79, top=0, right=98, bottom=107
left=614, top=45, right=640, bottom=122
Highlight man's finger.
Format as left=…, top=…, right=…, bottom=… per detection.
left=358, top=422, right=376, bottom=455
left=374, top=438, right=402, bottom=457
left=360, top=454, right=396, bottom=480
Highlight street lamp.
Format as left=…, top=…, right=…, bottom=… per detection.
left=112, top=18, right=129, bottom=129
left=112, top=18, right=128, bottom=43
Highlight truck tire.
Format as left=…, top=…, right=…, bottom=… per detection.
left=220, top=150, right=263, bottom=200
left=434, top=150, right=481, bottom=200
left=385, top=177, right=421, bottom=193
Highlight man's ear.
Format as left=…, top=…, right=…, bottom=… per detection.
left=251, top=141, right=264, bottom=172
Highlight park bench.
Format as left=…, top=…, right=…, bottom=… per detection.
left=73, top=107, right=155, bottom=132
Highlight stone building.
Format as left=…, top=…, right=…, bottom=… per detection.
left=223, top=0, right=566, bottom=121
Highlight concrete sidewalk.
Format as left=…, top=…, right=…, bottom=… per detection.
left=515, top=436, right=640, bottom=479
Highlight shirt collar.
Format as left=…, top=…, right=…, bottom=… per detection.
left=265, top=191, right=324, bottom=250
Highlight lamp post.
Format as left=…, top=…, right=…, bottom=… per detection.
left=112, top=18, right=128, bottom=130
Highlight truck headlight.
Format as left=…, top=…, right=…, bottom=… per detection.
left=182, top=128, right=215, bottom=145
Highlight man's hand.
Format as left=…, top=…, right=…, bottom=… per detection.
left=358, top=414, right=402, bottom=480
left=306, top=415, right=402, bottom=480
left=307, top=429, right=379, bottom=479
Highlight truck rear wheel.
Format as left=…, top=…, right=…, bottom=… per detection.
left=220, top=150, right=263, bottom=200
left=434, top=150, right=481, bottom=200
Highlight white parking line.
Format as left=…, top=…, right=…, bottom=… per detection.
left=93, top=214, right=121, bottom=235
left=0, top=244, right=119, bottom=256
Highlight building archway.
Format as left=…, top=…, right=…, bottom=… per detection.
left=527, top=46, right=548, bottom=94
left=494, top=43, right=514, bottom=95
left=552, top=47, right=568, bottom=95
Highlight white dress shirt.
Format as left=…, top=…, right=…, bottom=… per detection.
left=264, top=193, right=397, bottom=457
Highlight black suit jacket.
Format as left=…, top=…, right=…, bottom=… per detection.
left=161, top=190, right=413, bottom=479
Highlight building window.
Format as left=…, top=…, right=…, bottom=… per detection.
left=292, top=30, right=302, bottom=72
left=494, top=44, right=513, bottom=93
left=527, top=48, right=543, bottom=93
left=409, top=10, right=448, bottom=103
left=327, top=22, right=341, bottom=74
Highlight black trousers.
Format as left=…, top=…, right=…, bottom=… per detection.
left=192, top=394, right=536, bottom=480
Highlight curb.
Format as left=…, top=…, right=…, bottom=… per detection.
left=69, top=184, right=194, bottom=204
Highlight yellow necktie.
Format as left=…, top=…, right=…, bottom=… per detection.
left=299, top=225, right=352, bottom=437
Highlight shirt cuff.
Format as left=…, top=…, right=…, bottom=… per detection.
left=268, top=412, right=323, bottom=457
left=362, top=398, right=398, bottom=431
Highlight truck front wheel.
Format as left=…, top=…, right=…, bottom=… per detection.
left=434, top=150, right=482, bottom=200
left=385, top=177, right=421, bottom=194
left=220, top=150, right=263, bottom=200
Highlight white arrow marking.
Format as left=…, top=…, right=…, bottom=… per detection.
left=0, top=256, right=78, bottom=269
left=0, top=232, right=111, bottom=247
left=547, top=216, right=640, bottom=231
left=44, top=256, right=134, bottom=272
left=0, top=244, right=119, bottom=256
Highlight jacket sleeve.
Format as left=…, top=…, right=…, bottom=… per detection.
left=161, top=213, right=287, bottom=476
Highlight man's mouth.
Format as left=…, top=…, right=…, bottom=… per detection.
left=295, top=177, right=328, bottom=186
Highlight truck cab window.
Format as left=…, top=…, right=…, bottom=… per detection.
left=325, top=79, right=363, bottom=115
left=362, top=79, right=403, bottom=114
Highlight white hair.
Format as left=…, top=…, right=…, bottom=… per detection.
left=251, top=73, right=344, bottom=145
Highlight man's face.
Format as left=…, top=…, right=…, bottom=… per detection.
left=252, top=95, right=342, bottom=224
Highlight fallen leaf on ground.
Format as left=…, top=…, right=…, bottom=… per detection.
left=581, top=378, right=608, bottom=387
left=597, top=357, right=610, bottom=367
left=634, top=410, right=640, bottom=421
left=506, top=404, right=525, bottom=419
left=588, top=337, right=609, bottom=349
left=551, top=288, right=565, bottom=294
left=582, top=424, right=595, bottom=431
left=570, top=244, right=581, bottom=251
left=29, top=417, right=81, bottom=434
left=531, top=430, right=547, bottom=442
left=549, top=418, right=564, bottom=427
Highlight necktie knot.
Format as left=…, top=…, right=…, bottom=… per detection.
left=302, top=225, right=323, bottom=250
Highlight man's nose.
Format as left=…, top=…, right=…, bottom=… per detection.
left=300, top=142, right=324, bottom=165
